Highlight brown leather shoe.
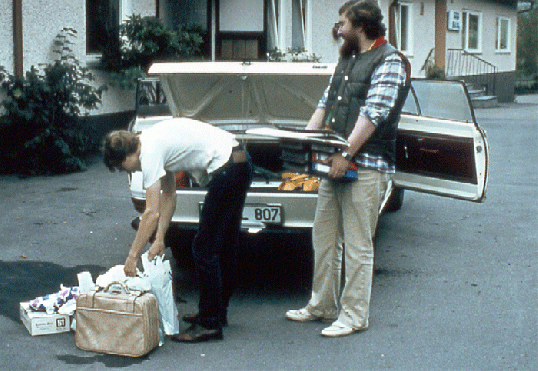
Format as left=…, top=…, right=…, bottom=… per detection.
left=170, top=325, right=223, bottom=343
left=182, top=312, right=228, bottom=327
left=182, top=312, right=199, bottom=324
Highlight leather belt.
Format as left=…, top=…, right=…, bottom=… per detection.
left=212, top=146, right=248, bottom=178
left=230, top=149, right=248, bottom=163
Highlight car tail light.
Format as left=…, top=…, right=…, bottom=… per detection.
left=175, top=172, right=190, bottom=188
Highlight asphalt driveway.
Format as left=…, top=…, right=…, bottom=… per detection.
left=0, top=94, right=537, bottom=371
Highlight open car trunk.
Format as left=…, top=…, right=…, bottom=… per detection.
left=128, top=62, right=488, bottom=231
left=147, top=62, right=336, bottom=195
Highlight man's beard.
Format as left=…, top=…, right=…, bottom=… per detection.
left=339, top=37, right=360, bottom=58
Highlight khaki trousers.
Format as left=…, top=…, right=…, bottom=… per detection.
left=306, top=169, right=390, bottom=328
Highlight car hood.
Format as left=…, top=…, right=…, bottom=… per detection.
left=147, top=62, right=335, bottom=127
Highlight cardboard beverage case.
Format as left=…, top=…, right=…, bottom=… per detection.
left=75, top=282, right=160, bottom=357
left=20, top=302, right=71, bottom=336
left=246, top=127, right=358, bottom=182
left=281, top=140, right=358, bottom=182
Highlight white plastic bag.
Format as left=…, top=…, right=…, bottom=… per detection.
left=141, top=252, right=180, bottom=336
left=95, top=265, right=151, bottom=292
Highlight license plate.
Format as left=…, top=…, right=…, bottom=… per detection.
left=242, top=204, right=282, bottom=224
left=198, top=203, right=282, bottom=225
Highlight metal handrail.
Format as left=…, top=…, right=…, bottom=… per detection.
left=420, top=48, right=435, bottom=72
left=446, top=49, right=498, bottom=95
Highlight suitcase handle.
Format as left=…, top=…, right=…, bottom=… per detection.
left=102, top=281, right=132, bottom=295
left=89, top=282, right=146, bottom=313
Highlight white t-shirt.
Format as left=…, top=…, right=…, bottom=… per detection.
left=138, top=118, right=237, bottom=189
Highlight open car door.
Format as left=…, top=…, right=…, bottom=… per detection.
left=394, top=79, right=489, bottom=202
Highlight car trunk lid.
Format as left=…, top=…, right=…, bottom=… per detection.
left=147, top=61, right=335, bottom=127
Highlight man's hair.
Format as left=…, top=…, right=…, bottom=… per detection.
left=339, top=0, right=386, bottom=39
left=102, top=130, right=139, bottom=172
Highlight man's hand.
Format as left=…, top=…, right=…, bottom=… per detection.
left=124, top=255, right=138, bottom=277
left=148, top=240, right=165, bottom=262
left=326, top=153, right=349, bottom=179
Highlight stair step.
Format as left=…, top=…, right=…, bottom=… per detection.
left=472, top=95, right=498, bottom=108
left=468, top=89, right=486, bottom=98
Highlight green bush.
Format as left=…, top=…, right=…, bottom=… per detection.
left=101, top=15, right=205, bottom=88
left=517, top=7, right=538, bottom=77
left=0, top=28, right=105, bottom=176
left=425, top=64, right=446, bottom=80
left=515, top=73, right=538, bottom=94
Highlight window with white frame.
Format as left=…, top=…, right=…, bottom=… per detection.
left=267, top=0, right=308, bottom=53
left=267, top=0, right=279, bottom=51
left=396, top=2, right=413, bottom=55
left=496, top=16, right=510, bottom=52
left=291, top=0, right=307, bottom=49
left=462, top=11, right=482, bottom=53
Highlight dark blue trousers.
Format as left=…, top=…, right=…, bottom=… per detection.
left=192, top=158, right=253, bottom=330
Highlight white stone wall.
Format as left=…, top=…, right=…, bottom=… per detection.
left=0, top=0, right=85, bottom=75
left=447, top=0, right=517, bottom=72
left=0, top=1, right=14, bottom=74
left=22, top=0, right=86, bottom=72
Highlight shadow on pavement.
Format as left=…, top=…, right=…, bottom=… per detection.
left=169, top=230, right=315, bottom=301
left=0, top=260, right=105, bottom=322
left=56, top=354, right=145, bottom=368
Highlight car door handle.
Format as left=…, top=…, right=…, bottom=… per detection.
left=419, top=148, right=439, bottom=154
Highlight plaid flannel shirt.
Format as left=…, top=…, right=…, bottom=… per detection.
left=318, top=51, right=407, bottom=173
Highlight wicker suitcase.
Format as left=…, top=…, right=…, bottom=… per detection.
left=75, top=282, right=160, bottom=357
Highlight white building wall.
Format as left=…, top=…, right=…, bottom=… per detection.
left=0, top=1, right=14, bottom=74
left=384, top=0, right=437, bottom=77
left=307, top=0, right=429, bottom=77
left=411, top=0, right=437, bottom=77
left=0, top=1, right=85, bottom=75
left=447, top=0, right=517, bottom=72
left=0, top=0, right=518, bottom=116
left=306, top=0, right=515, bottom=76
left=22, top=0, right=86, bottom=73
left=0, top=0, right=156, bottom=116
left=83, top=71, right=136, bottom=116
left=308, top=0, right=341, bottom=64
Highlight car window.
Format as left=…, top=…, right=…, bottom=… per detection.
left=411, top=80, right=475, bottom=123
left=136, top=79, right=171, bottom=117
left=401, top=87, right=419, bottom=115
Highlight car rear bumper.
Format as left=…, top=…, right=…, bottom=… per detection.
left=130, top=184, right=319, bottom=232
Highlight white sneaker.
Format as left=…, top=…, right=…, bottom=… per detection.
left=321, top=320, right=366, bottom=337
left=285, top=308, right=320, bottom=322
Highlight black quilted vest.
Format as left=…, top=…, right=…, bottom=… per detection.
left=323, top=43, right=410, bottom=166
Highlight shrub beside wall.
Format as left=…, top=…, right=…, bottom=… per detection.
left=0, top=29, right=105, bottom=176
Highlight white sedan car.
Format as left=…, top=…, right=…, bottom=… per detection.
left=127, top=62, right=489, bottom=247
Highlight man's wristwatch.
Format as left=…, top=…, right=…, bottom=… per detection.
left=341, top=151, right=353, bottom=161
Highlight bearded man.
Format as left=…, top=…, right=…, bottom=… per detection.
left=285, top=0, right=411, bottom=337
